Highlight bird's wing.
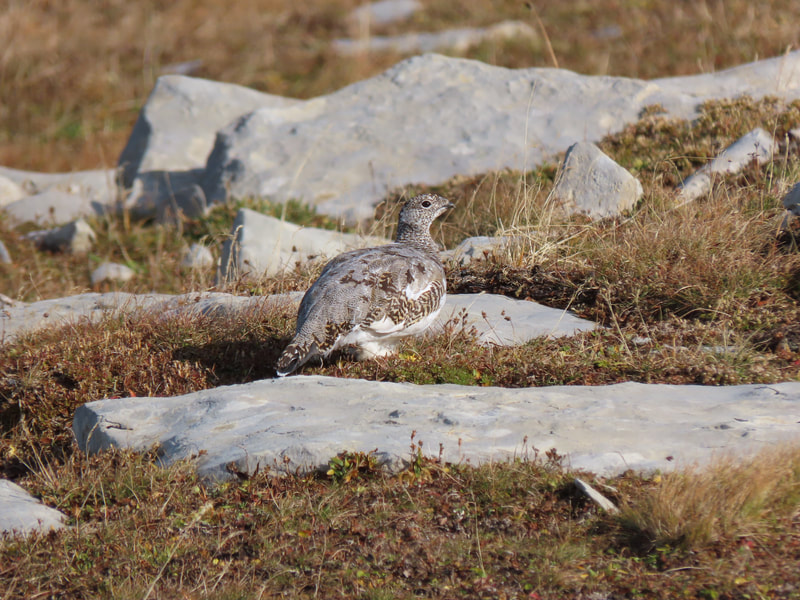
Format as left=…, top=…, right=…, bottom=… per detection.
left=295, top=245, right=444, bottom=341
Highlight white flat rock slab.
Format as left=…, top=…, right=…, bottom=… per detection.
left=0, top=292, right=294, bottom=344
left=0, top=290, right=594, bottom=350
left=73, top=377, right=800, bottom=480
left=0, top=479, right=67, bottom=537
left=439, top=293, right=596, bottom=344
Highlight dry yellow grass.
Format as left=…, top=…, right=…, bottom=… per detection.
left=617, top=445, right=800, bottom=549
left=2, top=0, right=799, bottom=172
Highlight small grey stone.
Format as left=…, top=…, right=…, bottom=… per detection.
left=25, top=218, right=96, bottom=254
left=181, top=243, right=215, bottom=270
left=91, top=262, right=136, bottom=286
left=551, top=141, right=643, bottom=219
left=218, top=208, right=388, bottom=281
left=446, top=236, right=517, bottom=266
left=0, top=479, right=67, bottom=536
left=782, top=181, right=800, bottom=216
left=678, top=128, right=776, bottom=204
left=159, top=59, right=204, bottom=76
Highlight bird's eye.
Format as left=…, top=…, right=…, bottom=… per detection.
left=421, top=200, right=431, bottom=208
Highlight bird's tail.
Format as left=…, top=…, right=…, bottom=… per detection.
left=275, top=341, right=313, bottom=377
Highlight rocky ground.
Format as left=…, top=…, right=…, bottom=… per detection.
left=3, top=2, right=800, bottom=598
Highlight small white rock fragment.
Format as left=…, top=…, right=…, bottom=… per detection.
left=333, top=21, right=537, bottom=56
left=573, top=478, right=618, bottom=513
left=348, top=0, right=421, bottom=28
left=677, top=128, right=776, bottom=204
left=181, top=243, right=215, bottom=270
left=91, top=262, right=136, bottom=286
left=0, top=240, right=11, bottom=264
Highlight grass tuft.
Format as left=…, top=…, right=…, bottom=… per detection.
left=615, top=446, right=800, bottom=551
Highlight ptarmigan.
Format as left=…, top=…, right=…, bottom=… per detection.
left=276, top=193, right=453, bottom=376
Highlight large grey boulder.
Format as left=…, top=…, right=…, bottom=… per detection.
left=73, top=376, right=800, bottom=480
left=551, top=141, right=643, bottom=219
left=0, top=479, right=67, bottom=536
left=117, top=75, right=299, bottom=218
left=199, top=51, right=800, bottom=224
left=218, top=208, right=389, bottom=280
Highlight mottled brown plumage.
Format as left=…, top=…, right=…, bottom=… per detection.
left=276, top=194, right=452, bottom=376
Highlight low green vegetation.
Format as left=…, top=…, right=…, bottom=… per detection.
left=3, top=444, right=800, bottom=599
left=4, top=0, right=800, bottom=595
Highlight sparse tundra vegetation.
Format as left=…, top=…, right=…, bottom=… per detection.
left=2, top=1, right=800, bottom=598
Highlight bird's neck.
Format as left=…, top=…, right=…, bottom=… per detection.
left=395, top=222, right=439, bottom=254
